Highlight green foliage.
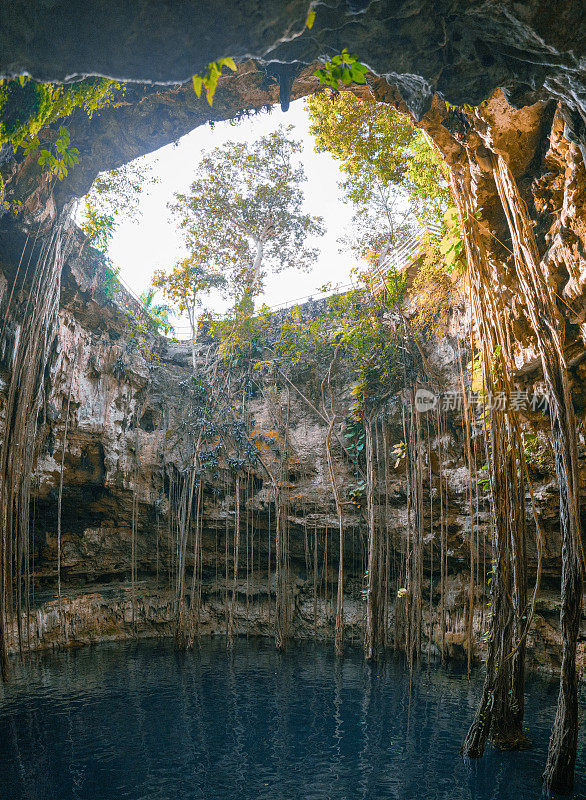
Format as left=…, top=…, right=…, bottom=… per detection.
left=80, top=205, right=115, bottom=251
left=201, top=257, right=405, bottom=443
left=439, top=207, right=465, bottom=271
left=344, top=419, right=366, bottom=463
left=409, top=230, right=459, bottom=335
left=168, top=125, right=324, bottom=306
left=0, top=75, right=121, bottom=195
left=271, top=275, right=404, bottom=421
left=348, top=478, right=366, bottom=504
left=125, top=307, right=158, bottom=362
left=45, top=77, right=121, bottom=120
left=192, top=58, right=236, bottom=106
left=405, top=132, right=452, bottom=228
left=139, top=287, right=175, bottom=336
left=306, top=91, right=451, bottom=254
left=444, top=100, right=488, bottom=113
left=314, top=50, right=368, bottom=89
left=307, top=91, right=413, bottom=198
left=79, top=158, right=159, bottom=252
left=468, top=352, right=484, bottom=393
left=477, top=464, right=491, bottom=493
left=522, top=432, right=550, bottom=473
left=153, top=260, right=225, bottom=315
left=0, top=80, right=53, bottom=150
left=101, top=263, right=120, bottom=299
left=37, top=125, right=79, bottom=180
left=0, top=75, right=120, bottom=157
left=153, top=258, right=226, bottom=344
left=273, top=293, right=361, bottom=366
left=208, top=304, right=272, bottom=362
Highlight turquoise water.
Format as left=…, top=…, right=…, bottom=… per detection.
left=0, top=639, right=583, bottom=799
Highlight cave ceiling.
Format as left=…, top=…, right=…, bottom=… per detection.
left=0, top=0, right=585, bottom=146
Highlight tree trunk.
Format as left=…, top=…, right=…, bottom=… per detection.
left=542, top=376, right=583, bottom=794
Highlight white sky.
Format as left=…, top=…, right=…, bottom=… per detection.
left=101, top=98, right=363, bottom=334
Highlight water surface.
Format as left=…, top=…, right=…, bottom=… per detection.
left=0, top=638, right=583, bottom=800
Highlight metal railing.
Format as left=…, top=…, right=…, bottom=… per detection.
left=114, top=229, right=428, bottom=339
left=369, top=232, right=422, bottom=294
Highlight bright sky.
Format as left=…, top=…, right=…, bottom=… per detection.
left=102, top=98, right=363, bottom=333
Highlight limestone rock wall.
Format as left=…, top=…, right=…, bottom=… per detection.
left=0, top=213, right=579, bottom=674
left=0, top=37, right=584, bottom=670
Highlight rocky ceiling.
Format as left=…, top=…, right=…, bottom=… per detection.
left=1, top=1, right=585, bottom=146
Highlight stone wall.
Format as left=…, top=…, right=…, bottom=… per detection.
left=0, top=37, right=584, bottom=672
left=0, top=214, right=579, bottom=674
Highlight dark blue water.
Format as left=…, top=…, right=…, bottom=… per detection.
left=0, top=638, right=583, bottom=800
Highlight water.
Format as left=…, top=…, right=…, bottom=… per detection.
left=0, top=638, right=583, bottom=800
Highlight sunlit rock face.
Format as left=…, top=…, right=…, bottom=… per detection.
left=0, top=207, right=581, bottom=673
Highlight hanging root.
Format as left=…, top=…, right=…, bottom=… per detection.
left=0, top=211, right=73, bottom=680
left=452, top=175, right=531, bottom=757
left=491, top=156, right=583, bottom=794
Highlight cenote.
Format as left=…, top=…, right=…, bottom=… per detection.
left=0, top=639, right=584, bottom=800
left=1, top=2, right=585, bottom=798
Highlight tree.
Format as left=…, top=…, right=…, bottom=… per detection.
left=139, top=287, right=175, bottom=336
left=404, top=129, right=452, bottom=228
left=306, top=91, right=451, bottom=254
left=152, top=258, right=225, bottom=370
left=168, top=125, right=325, bottom=306
left=79, top=158, right=159, bottom=252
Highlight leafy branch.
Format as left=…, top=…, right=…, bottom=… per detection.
left=314, top=49, right=368, bottom=88
left=192, top=58, right=237, bottom=106
left=36, top=126, right=79, bottom=180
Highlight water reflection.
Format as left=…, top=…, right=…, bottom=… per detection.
left=0, top=639, right=583, bottom=800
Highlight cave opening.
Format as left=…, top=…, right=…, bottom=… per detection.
left=0, top=3, right=584, bottom=797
